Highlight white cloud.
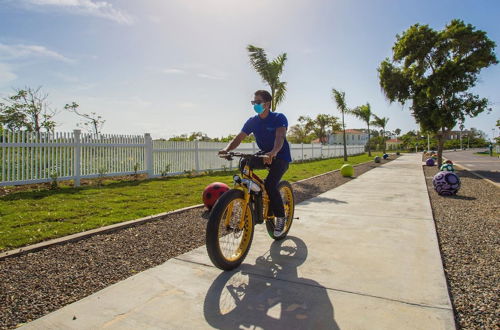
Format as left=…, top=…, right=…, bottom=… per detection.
left=0, top=63, right=18, bottom=86
left=0, top=43, right=72, bottom=62
left=22, top=0, right=133, bottom=24
left=163, top=68, right=186, bottom=74
left=197, top=73, right=226, bottom=80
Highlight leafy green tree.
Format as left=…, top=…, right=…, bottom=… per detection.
left=350, top=103, right=373, bottom=156
left=297, top=114, right=341, bottom=144
left=0, top=87, right=58, bottom=132
left=378, top=19, right=498, bottom=166
left=287, top=122, right=314, bottom=144
left=168, top=134, right=189, bottom=141
left=247, top=45, right=287, bottom=111
left=169, top=132, right=211, bottom=141
left=331, top=88, right=351, bottom=161
left=213, top=134, right=255, bottom=143
left=370, top=115, right=389, bottom=153
left=394, top=128, right=401, bottom=137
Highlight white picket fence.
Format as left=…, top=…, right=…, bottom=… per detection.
left=0, top=130, right=365, bottom=187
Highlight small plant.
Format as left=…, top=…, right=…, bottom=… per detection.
left=97, top=166, right=108, bottom=186
left=49, top=169, right=59, bottom=190
left=206, top=169, right=214, bottom=176
left=222, top=165, right=228, bottom=172
left=133, top=162, right=140, bottom=179
left=160, top=164, right=171, bottom=177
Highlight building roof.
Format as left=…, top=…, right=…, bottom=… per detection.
left=386, top=138, right=402, bottom=143
left=333, top=129, right=365, bottom=134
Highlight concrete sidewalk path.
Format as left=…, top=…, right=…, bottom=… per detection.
left=21, top=153, right=455, bottom=330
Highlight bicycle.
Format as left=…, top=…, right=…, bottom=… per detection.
left=206, top=152, right=295, bottom=271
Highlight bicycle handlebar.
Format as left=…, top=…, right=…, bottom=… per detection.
left=218, top=152, right=268, bottom=160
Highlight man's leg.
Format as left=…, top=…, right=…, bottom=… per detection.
left=264, top=158, right=289, bottom=218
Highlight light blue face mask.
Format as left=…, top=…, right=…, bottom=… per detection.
left=253, top=103, right=264, bottom=114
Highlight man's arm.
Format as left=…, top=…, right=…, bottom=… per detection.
left=219, top=132, right=248, bottom=154
left=264, top=126, right=287, bottom=164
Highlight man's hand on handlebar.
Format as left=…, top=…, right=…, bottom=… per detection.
left=264, top=151, right=276, bottom=165
left=218, top=149, right=232, bottom=160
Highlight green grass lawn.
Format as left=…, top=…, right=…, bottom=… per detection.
left=0, top=152, right=387, bottom=251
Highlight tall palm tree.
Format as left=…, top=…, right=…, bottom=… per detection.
left=371, top=114, right=390, bottom=153
left=247, top=45, right=287, bottom=111
left=350, top=103, right=372, bottom=156
left=332, top=88, right=350, bottom=161
left=394, top=128, right=402, bottom=152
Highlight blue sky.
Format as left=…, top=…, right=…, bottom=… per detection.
left=1, top=0, right=499, bottom=140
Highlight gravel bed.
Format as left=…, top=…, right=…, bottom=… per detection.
left=423, top=165, right=500, bottom=329
left=0, top=157, right=394, bottom=329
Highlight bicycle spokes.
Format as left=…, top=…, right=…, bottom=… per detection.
left=218, top=199, right=253, bottom=262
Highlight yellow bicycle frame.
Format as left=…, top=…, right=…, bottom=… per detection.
left=226, top=162, right=272, bottom=230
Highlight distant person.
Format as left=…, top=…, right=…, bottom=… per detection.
left=488, top=143, right=493, bottom=156
left=218, top=90, right=292, bottom=236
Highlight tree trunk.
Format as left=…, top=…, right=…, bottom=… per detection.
left=271, top=88, right=275, bottom=112
left=437, top=132, right=445, bottom=168
left=342, top=112, right=347, bottom=161
left=382, top=131, right=386, bottom=154
left=367, top=123, right=371, bottom=156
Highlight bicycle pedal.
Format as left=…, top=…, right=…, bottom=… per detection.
left=293, top=217, right=300, bottom=220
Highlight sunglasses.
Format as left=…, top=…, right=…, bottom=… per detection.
left=251, top=100, right=265, bottom=105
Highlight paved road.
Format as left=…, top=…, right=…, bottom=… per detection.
left=21, top=154, right=455, bottom=330
left=444, top=149, right=500, bottom=184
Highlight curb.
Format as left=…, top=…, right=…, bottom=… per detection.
left=0, top=155, right=394, bottom=260
left=294, top=156, right=390, bottom=183
left=0, top=204, right=204, bottom=260
left=441, top=155, right=500, bottom=189
left=452, top=162, right=500, bottom=188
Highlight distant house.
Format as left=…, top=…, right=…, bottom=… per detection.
left=386, top=138, right=403, bottom=150
left=328, top=129, right=369, bottom=145
left=446, top=130, right=470, bottom=140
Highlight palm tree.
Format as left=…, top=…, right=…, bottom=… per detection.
left=371, top=115, right=390, bottom=153
left=350, top=103, right=373, bottom=156
left=394, top=128, right=402, bottom=153
left=247, top=45, right=287, bottom=111
left=332, top=88, right=350, bottom=161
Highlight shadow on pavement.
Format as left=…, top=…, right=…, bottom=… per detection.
left=203, top=236, right=339, bottom=330
left=299, top=196, right=348, bottom=205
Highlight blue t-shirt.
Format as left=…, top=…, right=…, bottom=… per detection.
left=241, top=112, right=292, bottom=163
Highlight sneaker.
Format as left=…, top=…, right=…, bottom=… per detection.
left=274, top=217, right=286, bottom=237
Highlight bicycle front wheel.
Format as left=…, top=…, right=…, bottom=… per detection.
left=206, top=189, right=255, bottom=270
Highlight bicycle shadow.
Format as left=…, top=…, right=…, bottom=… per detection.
left=203, top=236, right=339, bottom=330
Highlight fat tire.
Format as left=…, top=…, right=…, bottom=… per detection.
left=206, top=189, right=255, bottom=270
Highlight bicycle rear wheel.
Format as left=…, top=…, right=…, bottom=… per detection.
left=266, top=181, right=295, bottom=240
left=206, top=189, right=255, bottom=270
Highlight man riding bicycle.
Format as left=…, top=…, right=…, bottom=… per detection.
left=219, top=90, right=292, bottom=236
